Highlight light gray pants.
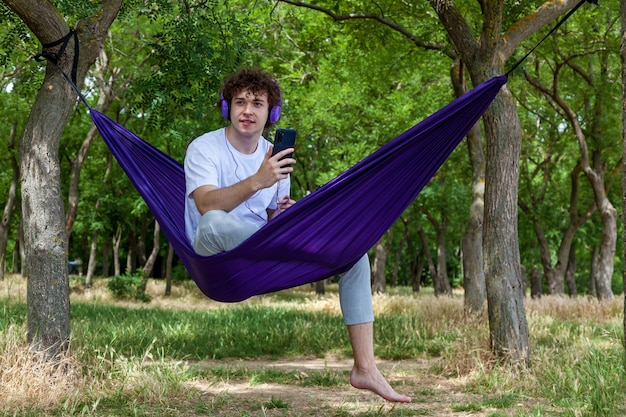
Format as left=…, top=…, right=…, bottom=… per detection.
left=194, top=210, right=374, bottom=325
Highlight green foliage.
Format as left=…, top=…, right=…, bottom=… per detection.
left=1, top=0, right=624, bottom=297
left=123, top=1, right=251, bottom=131
left=107, top=271, right=151, bottom=302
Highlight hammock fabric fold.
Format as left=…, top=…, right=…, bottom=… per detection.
left=91, top=75, right=507, bottom=302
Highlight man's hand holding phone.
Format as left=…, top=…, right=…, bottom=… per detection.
left=271, top=128, right=297, bottom=167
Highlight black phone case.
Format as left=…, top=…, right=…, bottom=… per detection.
left=272, top=128, right=297, bottom=162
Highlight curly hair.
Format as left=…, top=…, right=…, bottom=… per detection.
left=220, top=68, right=282, bottom=128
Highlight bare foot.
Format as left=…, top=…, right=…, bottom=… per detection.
left=350, top=366, right=412, bottom=402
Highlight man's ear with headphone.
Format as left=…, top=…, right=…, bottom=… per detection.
left=220, top=82, right=282, bottom=125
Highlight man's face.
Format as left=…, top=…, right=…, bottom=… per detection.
left=229, top=89, right=270, bottom=138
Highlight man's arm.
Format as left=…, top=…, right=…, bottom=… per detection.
left=192, top=146, right=295, bottom=215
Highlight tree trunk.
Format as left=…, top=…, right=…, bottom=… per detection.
left=530, top=266, right=542, bottom=299
left=423, top=209, right=451, bottom=296
left=451, top=61, right=486, bottom=313
left=0, top=119, right=19, bottom=281
left=565, top=244, right=577, bottom=298
left=113, top=226, right=122, bottom=276
left=12, top=236, right=20, bottom=274
left=434, top=218, right=451, bottom=296
left=85, top=230, right=98, bottom=288
left=390, top=230, right=403, bottom=287
left=141, top=219, right=160, bottom=293
left=4, top=0, right=122, bottom=357
left=372, top=236, right=387, bottom=294
left=127, top=228, right=137, bottom=273
left=19, top=218, right=26, bottom=277
left=418, top=225, right=437, bottom=290
left=101, top=240, right=111, bottom=277
left=412, top=255, right=423, bottom=293
left=165, top=243, right=174, bottom=296
left=481, top=86, right=530, bottom=363
left=589, top=245, right=599, bottom=299
left=315, top=280, right=325, bottom=295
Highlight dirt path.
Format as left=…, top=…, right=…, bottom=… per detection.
left=186, top=357, right=497, bottom=416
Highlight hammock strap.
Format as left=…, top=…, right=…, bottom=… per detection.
left=505, top=0, right=598, bottom=76
left=33, top=28, right=91, bottom=109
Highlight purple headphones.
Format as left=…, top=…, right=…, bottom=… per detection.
left=220, top=81, right=282, bottom=124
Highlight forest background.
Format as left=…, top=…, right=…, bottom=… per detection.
left=0, top=0, right=624, bottom=351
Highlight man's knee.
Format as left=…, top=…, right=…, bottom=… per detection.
left=194, top=210, right=258, bottom=256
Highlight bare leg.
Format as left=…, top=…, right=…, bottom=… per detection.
left=348, top=322, right=411, bottom=402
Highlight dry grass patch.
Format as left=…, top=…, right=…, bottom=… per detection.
left=0, top=325, right=84, bottom=412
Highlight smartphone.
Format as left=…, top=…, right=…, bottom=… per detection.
left=271, top=128, right=297, bottom=165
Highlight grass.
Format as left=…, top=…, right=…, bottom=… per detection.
left=1, top=274, right=625, bottom=416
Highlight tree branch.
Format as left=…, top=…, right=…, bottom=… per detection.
left=278, top=0, right=448, bottom=54
left=502, top=0, right=584, bottom=59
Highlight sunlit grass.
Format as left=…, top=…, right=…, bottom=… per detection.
left=1, top=273, right=624, bottom=416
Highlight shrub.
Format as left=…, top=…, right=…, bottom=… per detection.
left=107, top=271, right=151, bottom=302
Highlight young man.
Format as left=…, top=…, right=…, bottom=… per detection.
left=184, top=68, right=411, bottom=403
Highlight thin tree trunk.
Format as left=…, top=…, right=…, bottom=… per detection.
left=101, top=241, right=111, bottom=277
left=423, top=210, right=451, bottom=296
left=372, top=236, right=387, bottom=294
left=85, top=230, right=98, bottom=288
left=451, top=61, right=486, bottom=314
left=589, top=245, right=599, bottom=299
left=530, top=266, right=542, bottom=299
left=12, top=237, right=19, bottom=274
left=165, top=243, right=174, bottom=296
left=113, top=226, right=122, bottom=277
left=141, top=219, right=160, bottom=293
left=418, top=225, right=437, bottom=290
left=315, top=280, right=325, bottom=295
left=0, top=120, right=19, bottom=281
left=565, top=244, right=577, bottom=298
left=412, top=255, right=424, bottom=293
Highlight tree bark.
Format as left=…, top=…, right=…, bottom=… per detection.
left=589, top=245, right=599, bottom=298
left=0, top=120, right=19, bottom=281
left=418, top=225, right=437, bottom=290
left=315, top=280, right=325, bottom=295
left=372, top=236, right=387, bottom=294
left=165, top=243, right=174, bottom=296
left=565, top=243, right=577, bottom=298
left=412, top=255, right=423, bottom=293
left=4, top=0, right=122, bottom=357
left=85, top=230, right=98, bottom=288
left=113, top=226, right=122, bottom=276
left=101, top=241, right=111, bottom=277
left=451, top=61, right=486, bottom=313
left=481, top=87, right=530, bottom=363
left=142, top=220, right=160, bottom=278
left=422, top=209, right=451, bottom=297
left=530, top=266, right=542, bottom=299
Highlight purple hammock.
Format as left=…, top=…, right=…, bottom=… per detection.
left=91, top=75, right=507, bottom=302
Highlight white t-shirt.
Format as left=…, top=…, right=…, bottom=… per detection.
left=184, top=128, right=290, bottom=245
